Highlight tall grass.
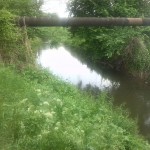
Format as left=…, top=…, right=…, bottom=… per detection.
left=0, top=65, right=149, bottom=149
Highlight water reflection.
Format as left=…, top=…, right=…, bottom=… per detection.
left=111, top=78, right=150, bottom=140
left=37, top=46, right=120, bottom=90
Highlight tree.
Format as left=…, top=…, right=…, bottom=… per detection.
left=0, top=0, right=43, bottom=16
left=68, top=0, right=150, bottom=17
left=0, top=0, right=44, bottom=64
left=67, top=0, right=150, bottom=78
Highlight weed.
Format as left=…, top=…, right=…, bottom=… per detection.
left=0, top=66, right=149, bottom=149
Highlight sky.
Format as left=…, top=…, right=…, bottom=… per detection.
left=41, top=0, right=69, bottom=17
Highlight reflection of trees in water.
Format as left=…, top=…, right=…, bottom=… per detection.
left=111, top=79, right=150, bottom=140
left=111, top=81, right=120, bottom=89
left=36, top=43, right=50, bottom=57
left=77, top=79, right=120, bottom=98
left=77, top=80, right=82, bottom=89
left=77, top=80, right=100, bottom=97
left=84, top=84, right=100, bottom=97
left=67, top=45, right=125, bottom=82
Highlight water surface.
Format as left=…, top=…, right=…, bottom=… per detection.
left=37, top=46, right=119, bottom=90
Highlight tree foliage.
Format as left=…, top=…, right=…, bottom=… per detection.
left=68, top=0, right=150, bottom=17
left=0, top=0, right=43, bottom=16
left=0, top=0, right=44, bottom=64
left=67, top=0, right=150, bottom=77
left=0, top=0, right=71, bottom=65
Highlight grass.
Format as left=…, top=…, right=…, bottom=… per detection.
left=0, top=65, right=150, bottom=150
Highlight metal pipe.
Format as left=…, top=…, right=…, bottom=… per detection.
left=17, top=17, right=150, bottom=27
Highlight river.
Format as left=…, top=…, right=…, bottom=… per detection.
left=37, top=45, right=150, bottom=141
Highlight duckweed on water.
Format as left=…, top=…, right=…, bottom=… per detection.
left=0, top=66, right=150, bottom=150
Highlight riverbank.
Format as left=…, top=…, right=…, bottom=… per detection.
left=0, top=64, right=150, bottom=149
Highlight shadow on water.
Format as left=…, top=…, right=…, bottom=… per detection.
left=37, top=44, right=150, bottom=141
left=111, top=79, right=150, bottom=140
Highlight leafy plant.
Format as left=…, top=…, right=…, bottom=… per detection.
left=0, top=66, right=150, bottom=149
left=67, top=0, right=150, bottom=79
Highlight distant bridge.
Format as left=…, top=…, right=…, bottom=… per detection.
left=17, top=17, right=150, bottom=27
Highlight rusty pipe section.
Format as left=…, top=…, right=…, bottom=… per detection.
left=17, top=17, right=150, bottom=27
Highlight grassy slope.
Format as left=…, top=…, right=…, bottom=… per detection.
left=0, top=65, right=149, bottom=150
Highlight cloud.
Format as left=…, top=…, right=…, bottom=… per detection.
left=41, top=0, right=69, bottom=17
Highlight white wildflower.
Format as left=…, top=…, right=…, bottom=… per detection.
left=34, top=110, right=38, bottom=114
left=44, top=91, right=49, bottom=95
left=35, top=89, right=41, bottom=92
left=51, top=111, right=55, bottom=115
left=44, top=112, right=53, bottom=118
left=56, top=99, right=63, bottom=106
left=54, top=127, right=59, bottom=130
left=34, top=110, right=40, bottom=115
left=62, top=111, right=65, bottom=115
left=43, top=101, right=49, bottom=106
left=56, top=122, right=61, bottom=127
left=35, top=89, right=42, bottom=96
left=71, top=120, right=75, bottom=124
left=20, top=122, right=25, bottom=129
left=2, top=104, right=10, bottom=107
left=63, top=107, right=68, bottom=112
left=37, top=134, right=42, bottom=140
left=81, top=130, right=84, bottom=134
left=27, top=105, right=34, bottom=112
left=64, top=131, right=68, bottom=135
left=79, top=117, right=83, bottom=121
left=56, top=99, right=61, bottom=103
left=39, top=109, right=43, bottom=113
left=42, top=130, right=49, bottom=135
left=37, top=93, right=42, bottom=96
left=20, top=98, right=28, bottom=104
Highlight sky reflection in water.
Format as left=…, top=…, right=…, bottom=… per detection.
left=37, top=46, right=118, bottom=90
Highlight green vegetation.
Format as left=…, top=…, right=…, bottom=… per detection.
left=29, top=27, right=71, bottom=47
left=0, top=0, right=70, bottom=65
left=0, top=0, right=43, bottom=16
left=0, top=65, right=150, bottom=149
left=0, top=9, right=22, bottom=63
left=67, top=0, right=150, bottom=79
left=1, top=0, right=150, bottom=149
left=0, top=0, right=43, bottom=65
